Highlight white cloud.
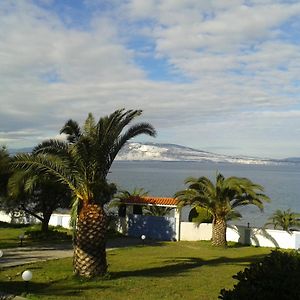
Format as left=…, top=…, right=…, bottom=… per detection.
left=0, top=0, right=300, bottom=158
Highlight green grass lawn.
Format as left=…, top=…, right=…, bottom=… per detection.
left=0, top=222, right=31, bottom=248
left=0, top=241, right=272, bottom=300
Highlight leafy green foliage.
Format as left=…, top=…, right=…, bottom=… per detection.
left=0, top=146, right=11, bottom=199
left=24, top=225, right=72, bottom=241
left=188, top=207, right=213, bottom=223
left=176, top=173, right=270, bottom=219
left=0, top=220, right=30, bottom=228
left=175, top=173, right=270, bottom=246
left=5, top=166, right=71, bottom=232
left=219, top=250, right=300, bottom=299
left=143, top=205, right=174, bottom=216
left=265, top=209, right=300, bottom=233
left=11, top=110, right=156, bottom=225
left=110, top=188, right=149, bottom=208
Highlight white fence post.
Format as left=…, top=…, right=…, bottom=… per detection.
left=175, top=210, right=181, bottom=241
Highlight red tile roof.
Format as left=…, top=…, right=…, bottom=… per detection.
left=121, top=196, right=178, bottom=207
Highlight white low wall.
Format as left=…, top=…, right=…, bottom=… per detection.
left=49, top=213, right=71, bottom=229
left=180, top=223, right=248, bottom=243
left=2, top=209, right=300, bottom=250
left=0, top=210, right=71, bottom=229
left=180, top=223, right=212, bottom=241
left=0, top=211, right=12, bottom=223
left=226, top=225, right=248, bottom=244
left=250, top=228, right=297, bottom=249
left=179, top=221, right=300, bottom=249
left=0, top=210, right=38, bottom=224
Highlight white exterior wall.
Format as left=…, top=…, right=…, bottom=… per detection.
left=294, top=232, right=300, bottom=249
left=250, top=228, right=296, bottom=249
left=0, top=211, right=12, bottom=223
left=179, top=221, right=299, bottom=249
left=2, top=209, right=300, bottom=250
left=226, top=225, right=248, bottom=244
left=49, top=213, right=71, bottom=229
left=180, top=222, right=212, bottom=241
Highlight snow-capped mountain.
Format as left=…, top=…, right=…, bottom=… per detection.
left=116, top=142, right=287, bottom=165
left=8, top=143, right=296, bottom=165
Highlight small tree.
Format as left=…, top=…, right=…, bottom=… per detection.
left=265, top=209, right=300, bottom=233
left=188, top=207, right=213, bottom=223
left=175, top=173, right=270, bottom=247
left=111, top=188, right=149, bottom=216
left=143, top=205, right=173, bottom=217
left=6, top=170, right=71, bottom=232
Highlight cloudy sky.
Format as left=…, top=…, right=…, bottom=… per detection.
left=1, top=0, right=300, bottom=158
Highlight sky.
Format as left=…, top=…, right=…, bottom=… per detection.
left=1, top=0, right=300, bottom=159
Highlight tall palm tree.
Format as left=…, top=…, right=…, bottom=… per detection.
left=265, top=209, right=300, bottom=233
left=175, top=173, right=270, bottom=247
left=11, top=109, right=156, bottom=277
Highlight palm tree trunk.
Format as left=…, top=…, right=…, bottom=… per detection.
left=212, top=217, right=227, bottom=247
left=73, top=203, right=107, bottom=278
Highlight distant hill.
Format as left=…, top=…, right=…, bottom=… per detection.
left=9, top=142, right=296, bottom=165
left=283, top=157, right=300, bottom=163
left=116, top=142, right=289, bottom=165
left=9, top=147, right=32, bottom=155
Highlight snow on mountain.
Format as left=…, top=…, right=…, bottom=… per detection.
left=116, top=142, right=284, bottom=165
left=8, top=143, right=295, bottom=165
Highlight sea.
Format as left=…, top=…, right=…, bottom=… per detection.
left=108, top=161, right=300, bottom=227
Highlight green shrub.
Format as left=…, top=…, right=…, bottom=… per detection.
left=0, top=221, right=31, bottom=228
left=25, top=226, right=71, bottom=241
left=188, top=207, right=213, bottom=223
left=219, top=250, right=300, bottom=299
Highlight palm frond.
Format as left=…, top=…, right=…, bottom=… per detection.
left=83, top=113, right=96, bottom=136
left=175, top=172, right=269, bottom=223
left=60, top=119, right=82, bottom=143
left=111, top=122, right=156, bottom=162
left=11, top=153, right=78, bottom=198
left=70, top=197, right=80, bottom=235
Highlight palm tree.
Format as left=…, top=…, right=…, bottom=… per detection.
left=111, top=188, right=149, bottom=216
left=11, top=109, right=156, bottom=277
left=175, top=173, right=270, bottom=247
left=143, top=205, right=173, bottom=217
left=265, top=209, right=300, bottom=233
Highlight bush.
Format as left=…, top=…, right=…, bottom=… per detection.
left=188, top=207, right=213, bottom=223
left=25, top=226, right=72, bottom=241
left=219, top=250, right=300, bottom=299
left=0, top=221, right=31, bottom=228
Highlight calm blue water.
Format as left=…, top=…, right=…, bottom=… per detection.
left=108, top=161, right=300, bottom=227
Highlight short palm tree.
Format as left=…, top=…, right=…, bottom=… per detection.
left=112, top=188, right=149, bottom=203
left=111, top=188, right=149, bottom=216
left=11, top=109, right=156, bottom=277
left=143, top=205, right=173, bottom=217
left=175, top=173, right=270, bottom=247
left=265, top=209, right=300, bottom=233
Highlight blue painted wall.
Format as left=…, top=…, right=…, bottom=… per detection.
left=127, top=214, right=176, bottom=241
